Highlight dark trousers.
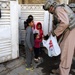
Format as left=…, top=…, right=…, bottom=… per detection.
left=34, top=47, right=40, bottom=59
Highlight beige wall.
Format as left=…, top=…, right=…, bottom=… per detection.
left=18, top=0, right=75, bottom=4
left=59, top=0, right=69, bottom=4
left=18, top=0, right=23, bottom=4
left=18, top=0, right=46, bottom=4
left=69, top=0, right=75, bottom=3
left=56, top=0, right=75, bottom=4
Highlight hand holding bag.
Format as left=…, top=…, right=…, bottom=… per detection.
left=43, top=34, right=61, bottom=57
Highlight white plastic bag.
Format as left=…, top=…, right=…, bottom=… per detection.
left=43, top=34, right=61, bottom=57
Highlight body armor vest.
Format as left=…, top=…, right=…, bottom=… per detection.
left=61, top=4, right=75, bottom=30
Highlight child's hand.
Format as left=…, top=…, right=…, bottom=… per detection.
left=48, top=32, right=51, bottom=36
left=42, top=37, right=44, bottom=40
left=30, top=48, right=33, bottom=51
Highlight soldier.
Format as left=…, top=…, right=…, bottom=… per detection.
left=43, top=0, right=75, bottom=75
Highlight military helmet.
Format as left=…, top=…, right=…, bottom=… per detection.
left=43, top=0, right=57, bottom=10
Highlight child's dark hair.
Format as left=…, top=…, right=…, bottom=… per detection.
left=34, top=33, right=38, bottom=39
left=24, top=19, right=28, bottom=30
left=27, top=18, right=33, bottom=24
left=28, top=15, right=33, bottom=20
left=24, top=18, right=33, bottom=29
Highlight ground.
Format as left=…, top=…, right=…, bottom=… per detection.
left=0, top=45, right=75, bottom=75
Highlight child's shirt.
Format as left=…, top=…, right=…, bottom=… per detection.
left=34, top=29, right=43, bottom=41
left=34, top=38, right=41, bottom=48
left=25, top=26, right=34, bottom=49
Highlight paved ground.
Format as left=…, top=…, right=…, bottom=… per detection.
left=0, top=45, right=75, bottom=75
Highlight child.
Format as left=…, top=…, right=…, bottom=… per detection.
left=34, top=33, right=42, bottom=62
left=24, top=15, right=34, bottom=30
left=35, top=22, right=44, bottom=54
left=28, top=15, right=35, bottom=34
left=25, top=18, right=34, bottom=71
left=35, top=22, right=43, bottom=41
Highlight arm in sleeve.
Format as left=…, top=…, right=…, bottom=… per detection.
left=26, top=28, right=32, bottom=49
left=35, top=39, right=42, bottom=43
left=54, top=7, right=69, bottom=36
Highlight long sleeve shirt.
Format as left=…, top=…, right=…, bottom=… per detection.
left=25, top=26, right=34, bottom=49
left=34, top=38, right=41, bottom=48
left=54, top=7, right=69, bottom=36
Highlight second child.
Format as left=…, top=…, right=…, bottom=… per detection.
left=34, top=33, right=41, bottom=62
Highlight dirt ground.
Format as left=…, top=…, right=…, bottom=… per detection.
left=19, top=45, right=75, bottom=75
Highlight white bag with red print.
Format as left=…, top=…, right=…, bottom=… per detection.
left=43, top=34, right=61, bottom=57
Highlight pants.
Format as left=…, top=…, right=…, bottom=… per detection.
left=34, top=47, right=40, bottom=59
left=25, top=46, right=34, bottom=68
left=59, top=29, right=75, bottom=75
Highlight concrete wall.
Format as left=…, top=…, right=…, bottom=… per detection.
left=19, top=4, right=53, bottom=44
left=0, top=0, right=19, bottom=63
